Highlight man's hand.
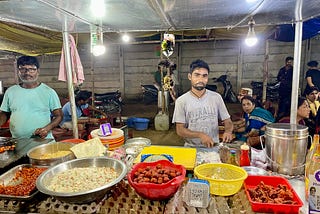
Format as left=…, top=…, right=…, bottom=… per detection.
left=34, top=127, right=49, bottom=139
left=222, top=132, right=233, bottom=143
left=199, top=133, right=214, bottom=148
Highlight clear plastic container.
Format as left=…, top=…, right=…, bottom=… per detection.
left=184, top=178, right=210, bottom=208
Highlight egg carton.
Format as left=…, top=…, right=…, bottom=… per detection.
left=165, top=183, right=255, bottom=214
left=37, top=196, right=104, bottom=214
left=99, top=181, right=165, bottom=214
left=0, top=197, right=42, bottom=213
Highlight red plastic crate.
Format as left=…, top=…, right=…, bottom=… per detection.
left=244, top=175, right=303, bottom=213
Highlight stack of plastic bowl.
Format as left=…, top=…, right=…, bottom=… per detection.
left=90, top=128, right=125, bottom=150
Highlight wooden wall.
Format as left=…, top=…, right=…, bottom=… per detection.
left=0, top=37, right=319, bottom=101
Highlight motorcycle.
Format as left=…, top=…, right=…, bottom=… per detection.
left=141, top=84, right=159, bottom=105
left=251, top=81, right=280, bottom=102
left=93, top=90, right=123, bottom=114
left=207, top=74, right=238, bottom=103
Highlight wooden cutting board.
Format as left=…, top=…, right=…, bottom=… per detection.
left=135, top=146, right=197, bottom=170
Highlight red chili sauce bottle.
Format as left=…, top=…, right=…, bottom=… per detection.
left=240, top=143, right=250, bottom=167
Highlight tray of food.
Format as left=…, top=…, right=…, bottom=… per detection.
left=244, top=175, right=303, bottom=213
left=0, top=137, right=16, bottom=153
left=0, top=164, right=47, bottom=200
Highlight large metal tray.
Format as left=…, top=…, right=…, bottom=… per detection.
left=0, top=164, right=46, bottom=200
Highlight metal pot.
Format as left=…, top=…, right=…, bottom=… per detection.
left=264, top=123, right=309, bottom=175
left=36, top=157, right=127, bottom=203
left=27, top=142, right=75, bottom=166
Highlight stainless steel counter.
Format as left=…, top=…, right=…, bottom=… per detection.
left=0, top=138, right=52, bottom=170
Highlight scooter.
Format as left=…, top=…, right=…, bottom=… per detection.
left=141, top=84, right=159, bottom=105
left=93, top=90, right=123, bottom=113
left=207, top=74, right=238, bottom=103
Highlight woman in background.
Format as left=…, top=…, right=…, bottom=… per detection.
left=278, top=96, right=310, bottom=125
left=278, top=96, right=311, bottom=148
left=235, top=95, right=275, bottom=148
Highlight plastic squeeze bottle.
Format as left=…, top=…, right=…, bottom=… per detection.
left=307, top=136, right=320, bottom=213
left=240, top=143, right=250, bottom=167
left=306, top=134, right=319, bottom=200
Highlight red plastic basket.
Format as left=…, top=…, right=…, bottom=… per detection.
left=127, top=160, right=186, bottom=200
left=244, top=175, right=303, bottom=213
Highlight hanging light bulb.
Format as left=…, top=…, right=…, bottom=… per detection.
left=92, top=44, right=106, bottom=56
left=122, top=33, right=130, bottom=43
left=245, top=17, right=258, bottom=47
left=161, top=33, right=175, bottom=57
left=91, top=26, right=106, bottom=56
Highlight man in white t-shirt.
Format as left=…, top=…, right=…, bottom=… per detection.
left=172, top=59, right=233, bottom=148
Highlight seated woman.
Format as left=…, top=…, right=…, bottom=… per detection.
left=235, top=95, right=275, bottom=149
left=278, top=96, right=310, bottom=125
left=278, top=96, right=311, bottom=148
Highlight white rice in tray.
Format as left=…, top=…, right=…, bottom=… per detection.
left=47, top=167, right=118, bottom=193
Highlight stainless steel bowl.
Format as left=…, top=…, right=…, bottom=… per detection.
left=242, top=166, right=268, bottom=175
left=27, top=142, right=75, bottom=166
left=125, top=137, right=151, bottom=147
left=36, top=157, right=127, bottom=204
left=124, top=137, right=151, bottom=156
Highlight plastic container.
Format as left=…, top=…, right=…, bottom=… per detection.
left=154, top=112, right=169, bottom=131
left=133, top=118, right=150, bottom=131
left=240, top=143, right=250, bottom=167
left=127, top=160, right=186, bottom=200
left=127, top=117, right=136, bottom=128
left=194, top=163, right=248, bottom=196
left=244, top=175, right=303, bottom=213
left=184, top=179, right=210, bottom=208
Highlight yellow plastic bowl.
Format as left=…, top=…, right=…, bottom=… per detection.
left=194, top=163, right=248, bottom=196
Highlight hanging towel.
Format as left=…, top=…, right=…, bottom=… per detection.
left=58, top=35, right=85, bottom=84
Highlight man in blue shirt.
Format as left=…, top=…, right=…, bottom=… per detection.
left=60, top=90, right=106, bottom=129
left=0, top=55, right=63, bottom=139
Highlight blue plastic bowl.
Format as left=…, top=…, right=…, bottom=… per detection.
left=134, top=118, right=150, bottom=131
left=127, top=117, right=136, bottom=128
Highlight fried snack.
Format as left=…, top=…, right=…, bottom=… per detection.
left=248, top=181, right=296, bottom=204
left=0, top=167, right=46, bottom=196
left=132, top=163, right=181, bottom=184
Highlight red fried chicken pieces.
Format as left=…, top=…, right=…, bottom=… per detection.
left=248, top=181, right=296, bottom=204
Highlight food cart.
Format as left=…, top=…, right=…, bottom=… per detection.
left=0, top=0, right=320, bottom=213
left=0, top=138, right=308, bottom=213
